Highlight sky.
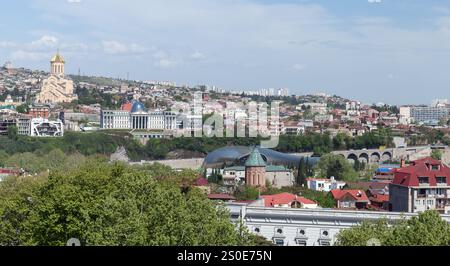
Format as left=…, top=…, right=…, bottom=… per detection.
left=1, top=0, right=450, bottom=105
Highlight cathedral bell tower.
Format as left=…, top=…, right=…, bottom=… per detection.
left=50, top=49, right=65, bottom=77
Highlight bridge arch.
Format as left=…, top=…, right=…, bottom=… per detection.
left=359, top=153, right=369, bottom=164
left=347, top=153, right=358, bottom=164
left=370, top=152, right=380, bottom=163
left=381, top=151, right=392, bottom=163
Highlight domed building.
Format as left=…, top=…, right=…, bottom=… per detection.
left=204, top=146, right=318, bottom=189
left=36, top=50, right=78, bottom=104
left=131, top=101, right=149, bottom=129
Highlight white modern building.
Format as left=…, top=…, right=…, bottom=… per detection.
left=30, top=118, right=64, bottom=137
left=101, top=101, right=184, bottom=132
left=306, top=177, right=346, bottom=192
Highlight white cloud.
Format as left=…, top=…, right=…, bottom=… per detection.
left=292, top=64, right=306, bottom=71
left=30, top=35, right=59, bottom=49
left=102, top=40, right=145, bottom=55
left=190, top=51, right=206, bottom=60
left=0, top=41, right=17, bottom=49
left=155, top=58, right=179, bottom=69
left=10, top=50, right=49, bottom=61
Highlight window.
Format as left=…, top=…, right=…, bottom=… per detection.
left=437, top=177, right=447, bottom=184
left=431, top=165, right=439, bottom=171
left=276, top=228, right=283, bottom=234
left=322, top=230, right=329, bottom=237
left=296, top=239, right=307, bottom=246
left=418, top=177, right=429, bottom=184
left=319, top=240, right=331, bottom=246
left=273, top=239, right=284, bottom=246
left=254, top=227, right=261, bottom=234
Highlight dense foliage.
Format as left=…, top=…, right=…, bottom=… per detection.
left=0, top=161, right=258, bottom=246
left=76, top=87, right=121, bottom=109
left=335, top=210, right=450, bottom=246
left=0, top=127, right=394, bottom=162
left=314, top=154, right=358, bottom=182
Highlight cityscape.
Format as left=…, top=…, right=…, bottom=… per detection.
left=1, top=0, right=450, bottom=253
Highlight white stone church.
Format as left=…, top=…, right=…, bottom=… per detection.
left=35, top=51, right=78, bottom=104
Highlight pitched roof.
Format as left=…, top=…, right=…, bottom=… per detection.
left=261, top=192, right=317, bottom=207
left=369, top=193, right=389, bottom=203
left=392, top=157, right=450, bottom=187
left=245, top=148, right=266, bottom=167
left=331, top=189, right=369, bottom=202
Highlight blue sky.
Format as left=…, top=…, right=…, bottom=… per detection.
left=1, top=0, right=450, bottom=104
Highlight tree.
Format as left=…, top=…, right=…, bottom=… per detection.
left=315, top=154, right=358, bottom=181
left=431, top=149, right=443, bottom=161
left=7, top=126, right=18, bottom=141
left=296, top=158, right=307, bottom=186
left=234, top=185, right=260, bottom=201
left=335, top=210, right=450, bottom=246
left=0, top=161, right=257, bottom=246
left=16, top=104, right=28, bottom=114
left=0, top=150, right=9, bottom=167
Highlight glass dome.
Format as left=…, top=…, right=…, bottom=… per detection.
left=131, top=101, right=146, bottom=114
left=203, top=146, right=319, bottom=168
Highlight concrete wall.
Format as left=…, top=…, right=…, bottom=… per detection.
left=131, top=158, right=204, bottom=170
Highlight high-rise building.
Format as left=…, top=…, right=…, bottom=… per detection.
left=409, top=106, right=449, bottom=123
left=389, top=157, right=450, bottom=214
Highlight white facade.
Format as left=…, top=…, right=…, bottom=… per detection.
left=226, top=204, right=450, bottom=246
left=101, top=110, right=131, bottom=129
left=30, top=118, right=64, bottom=137
left=307, top=177, right=346, bottom=192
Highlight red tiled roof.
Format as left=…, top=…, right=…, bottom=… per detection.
left=121, top=102, right=133, bottom=112
left=392, top=157, right=450, bottom=187
left=0, top=169, right=19, bottom=174
left=369, top=194, right=389, bottom=203
left=331, top=189, right=369, bottom=202
left=261, top=192, right=317, bottom=207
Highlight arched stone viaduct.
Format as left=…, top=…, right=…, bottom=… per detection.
left=331, top=146, right=433, bottom=164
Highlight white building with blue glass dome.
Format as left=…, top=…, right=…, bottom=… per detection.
left=101, top=101, right=178, bottom=131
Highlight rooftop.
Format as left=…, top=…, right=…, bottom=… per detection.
left=244, top=148, right=267, bottom=167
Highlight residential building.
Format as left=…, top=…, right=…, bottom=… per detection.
left=28, top=106, right=50, bottom=119
left=331, top=189, right=370, bottom=209
left=408, top=106, right=449, bottom=123
left=0, top=168, right=20, bottom=182
left=306, top=177, right=346, bottom=192
left=261, top=193, right=318, bottom=209
left=389, top=157, right=450, bottom=214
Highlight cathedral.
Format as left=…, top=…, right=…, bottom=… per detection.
left=35, top=51, right=78, bottom=104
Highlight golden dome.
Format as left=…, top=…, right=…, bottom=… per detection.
left=51, top=51, right=65, bottom=63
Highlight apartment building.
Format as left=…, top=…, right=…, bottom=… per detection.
left=389, top=157, right=450, bottom=214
